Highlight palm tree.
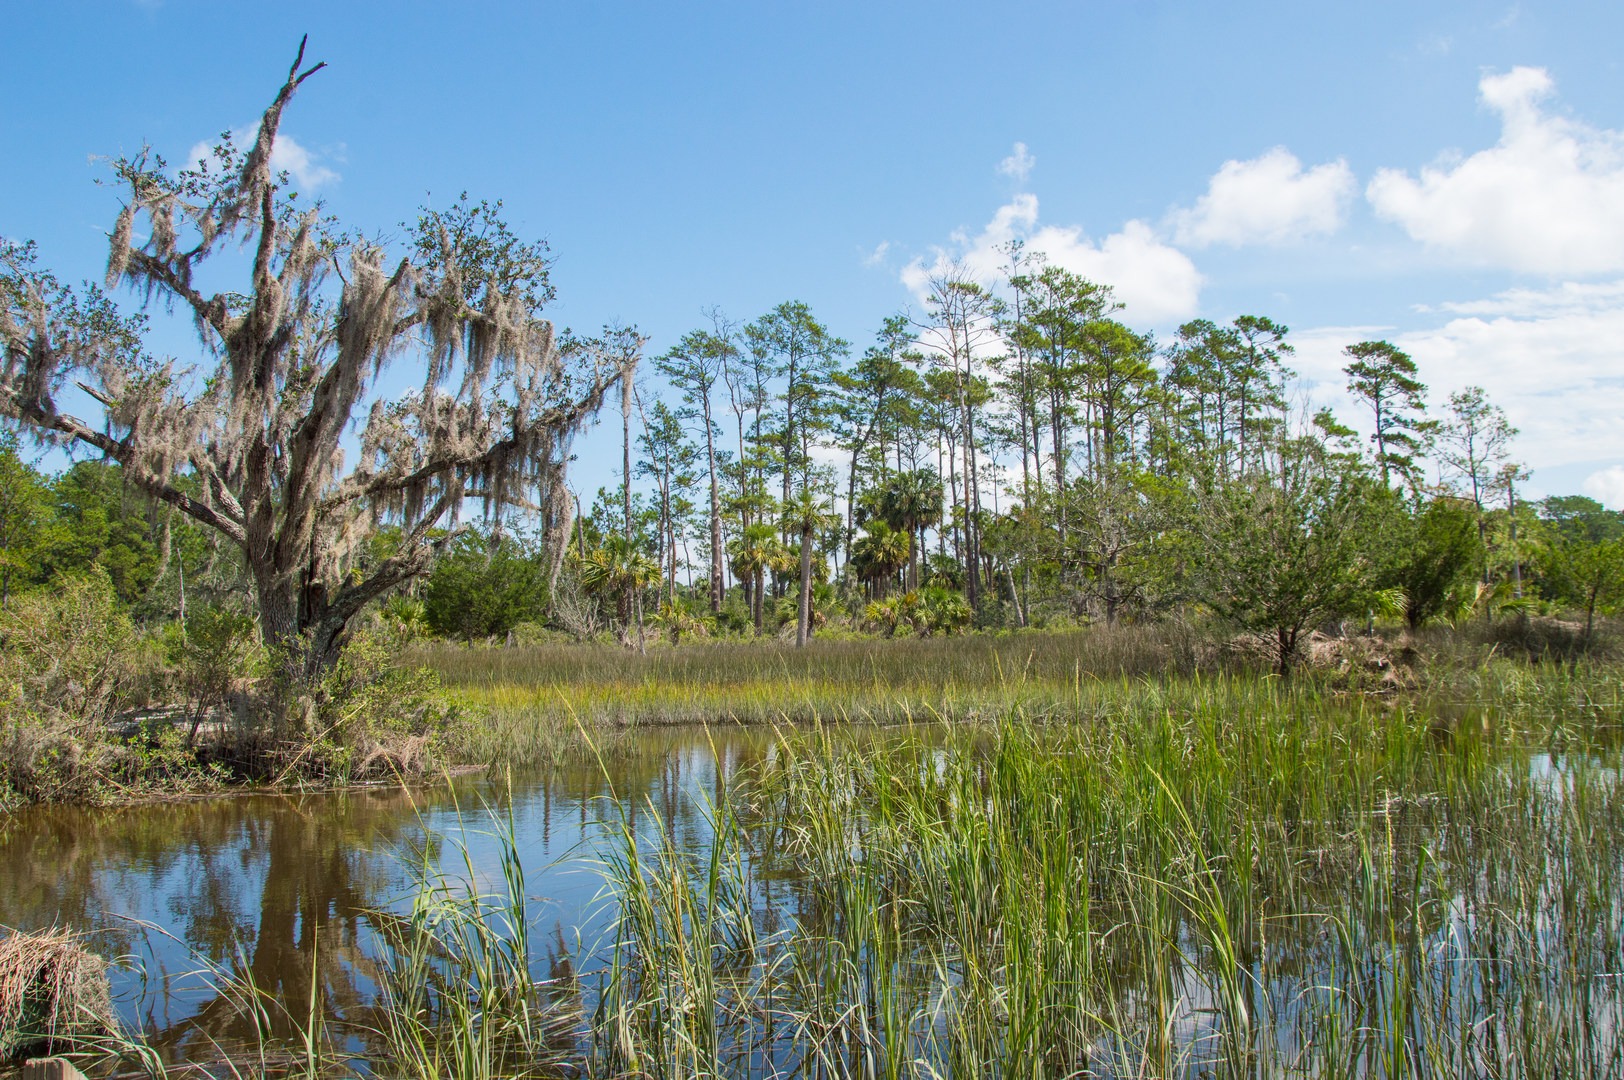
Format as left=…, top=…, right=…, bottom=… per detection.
left=878, top=468, right=944, bottom=590
left=579, top=536, right=661, bottom=648
left=851, top=521, right=911, bottom=599
left=729, top=522, right=788, bottom=635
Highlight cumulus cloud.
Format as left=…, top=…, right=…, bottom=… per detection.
left=1584, top=466, right=1624, bottom=510
left=861, top=241, right=891, bottom=268
left=187, top=128, right=339, bottom=192
left=902, top=193, right=1202, bottom=325
left=1294, top=281, right=1624, bottom=481
left=1168, top=148, right=1355, bottom=248
left=997, top=142, right=1035, bottom=183
left=1367, top=67, right=1624, bottom=274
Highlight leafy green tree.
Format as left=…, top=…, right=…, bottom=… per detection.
left=38, top=461, right=160, bottom=606
left=1063, top=465, right=1174, bottom=626
left=1382, top=496, right=1482, bottom=631
left=0, top=434, right=49, bottom=609
left=1343, top=340, right=1433, bottom=491
left=422, top=531, right=548, bottom=642
left=1539, top=497, right=1624, bottom=645
left=1540, top=495, right=1624, bottom=544
left=1545, top=535, right=1624, bottom=646
left=1197, top=448, right=1379, bottom=675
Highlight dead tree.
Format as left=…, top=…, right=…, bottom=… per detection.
left=0, top=39, right=636, bottom=683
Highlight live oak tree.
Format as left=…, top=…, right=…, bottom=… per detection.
left=0, top=41, right=636, bottom=684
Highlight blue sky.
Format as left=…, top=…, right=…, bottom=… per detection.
left=5, top=1, right=1623, bottom=505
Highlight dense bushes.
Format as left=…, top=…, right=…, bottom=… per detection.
left=421, top=532, right=549, bottom=642
left=0, top=571, right=464, bottom=807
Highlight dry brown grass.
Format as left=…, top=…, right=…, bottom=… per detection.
left=0, top=928, right=114, bottom=1061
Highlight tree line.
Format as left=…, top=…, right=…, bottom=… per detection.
left=538, top=250, right=1620, bottom=671
left=1, top=42, right=1620, bottom=687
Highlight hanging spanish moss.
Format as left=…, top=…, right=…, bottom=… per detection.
left=0, top=36, right=637, bottom=683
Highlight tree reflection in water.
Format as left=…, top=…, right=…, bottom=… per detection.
left=0, top=726, right=783, bottom=1068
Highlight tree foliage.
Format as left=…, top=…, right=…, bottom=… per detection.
left=0, top=41, right=635, bottom=682
left=422, top=532, right=548, bottom=642
left=1197, top=449, right=1380, bottom=675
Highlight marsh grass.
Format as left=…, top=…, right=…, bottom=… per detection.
left=40, top=649, right=1624, bottom=1078
left=583, top=668, right=1624, bottom=1078
left=361, top=795, right=580, bottom=1080
left=419, top=626, right=1199, bottom=758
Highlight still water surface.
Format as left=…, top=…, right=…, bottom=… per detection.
left=0, top=725, right=801, bottom=1060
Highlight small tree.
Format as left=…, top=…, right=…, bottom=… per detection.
left=1540, top=508, right=1624, bottom=646
left=0, top=41, right=635, bottom=688
left=422, top=531, right=548, bottom=642
left=1197, top=445, right=1379, bottom=676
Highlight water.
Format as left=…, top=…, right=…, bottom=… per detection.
left=3, top=720, right=1621, bottom=1075
left=0, top=725, right=790, bottom=1062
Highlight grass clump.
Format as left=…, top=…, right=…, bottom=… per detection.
left=0, top=927, right=115, bottom=1062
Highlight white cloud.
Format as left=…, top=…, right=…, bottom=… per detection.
left=1584, top=466, right=1624, bottom=510
left=1169, top=147, right=1355, bottom=248
left=1422, top=279, right=1624, bottom=318
left=187, top=127, right=339, bottom=192
left=1295, top=281, right=1624, bottom=485
left=861, top=241, right=890, bottom=267
left=902, top=193, right=1202, bottom=325
left=998, top=142, right=1035, bottom=183
left=1367, top=67, right=1624, bottom=275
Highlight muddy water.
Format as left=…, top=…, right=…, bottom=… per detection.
left=0, top=725, right=799, bottom=1060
